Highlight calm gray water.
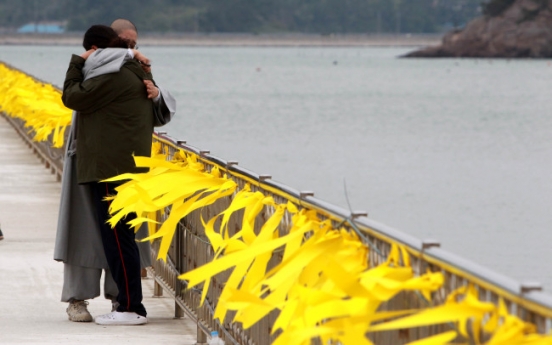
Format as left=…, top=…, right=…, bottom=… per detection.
left=2, top=45, right=551, bottom=291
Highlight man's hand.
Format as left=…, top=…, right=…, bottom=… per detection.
left=133, top=50, right=151, bottom=73
left=80, top=48, right=96, bottom=60
left=143, top=80, right=159, bottom=100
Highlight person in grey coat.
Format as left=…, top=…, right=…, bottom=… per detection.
left=54, top=20, right=176, bottom=322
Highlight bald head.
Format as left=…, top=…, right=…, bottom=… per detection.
left=110, top=18, right=138, bottom=48
left=111, top=19, right=137, bottom=34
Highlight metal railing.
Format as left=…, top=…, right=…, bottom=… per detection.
left=147, top=132, right=552, bottom=345
left=2, top=115, right=64, bottom=182
left=5, top=113, right=552, bottom=344
left=3, top=76, right=552, bottom=343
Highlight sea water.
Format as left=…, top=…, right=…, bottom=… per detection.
left=2, top=45, right=551, bottom=290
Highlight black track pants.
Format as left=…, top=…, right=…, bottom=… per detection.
left=90, top=182, right=147, bottom=317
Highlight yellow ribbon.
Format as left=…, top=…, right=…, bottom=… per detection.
left=6, top=66, right=552, bottom=344
left=0, top=63, right=71, bottom=147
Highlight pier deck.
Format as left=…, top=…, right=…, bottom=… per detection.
left=0, top=115, right=197, bottom=344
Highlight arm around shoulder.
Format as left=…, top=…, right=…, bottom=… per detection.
left=62, top=55, right=119, bottom=113
left=62, top=55, right=86, bottom=110
left=63, top=55, right=86, bottom=85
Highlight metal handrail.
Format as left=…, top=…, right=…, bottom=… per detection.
left=156, top=132, right=552, bottom=306
left=149, top=132, right=552, bottom=344
left=5, top=112, right=552, bottom=343
left=3, top=61, right=552, bottom=343
left=1, top=114, right=64, bottom=182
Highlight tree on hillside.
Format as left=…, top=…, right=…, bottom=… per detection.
left=0, top=0, right=483, bottom=34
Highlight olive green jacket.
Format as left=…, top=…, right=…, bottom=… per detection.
left=62, top=54, right=155, bottom=183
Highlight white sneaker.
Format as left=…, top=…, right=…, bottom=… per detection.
left=95, top=311, right=147, bottom=325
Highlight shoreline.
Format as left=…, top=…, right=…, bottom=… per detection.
left=0, top=32, right=442, bottom=47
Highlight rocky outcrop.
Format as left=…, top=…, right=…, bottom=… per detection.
left=404, top=0, right=552, bottom=58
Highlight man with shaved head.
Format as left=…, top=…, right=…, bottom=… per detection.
left=111, top=18, right=138, bottom=50
left=111, top=18, right=166, bottom=106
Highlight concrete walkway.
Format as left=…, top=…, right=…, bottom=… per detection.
left=0, top=115, right=197, bottom=344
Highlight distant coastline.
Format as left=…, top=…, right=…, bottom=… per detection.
left=0, top=32, right=441, bottom=47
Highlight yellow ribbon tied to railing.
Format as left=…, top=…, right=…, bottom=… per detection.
left=104, top=144, right=552, bottom=345
left=4, top=63, right=552, bottom=345
left=105, top=144, right=237, bottom=262
left=0, top=63, right=71, bottom=147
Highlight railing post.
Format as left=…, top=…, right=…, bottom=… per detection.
left=352, top=211, right=368, bottom=218
left=153, top=280, right=163, bottom=297
left=175, top=301, right=184, bottom=318
left=196, top=324, right=207, bottom=345
left=175, top=226, right=184, bottom=318
left=300, top=191, right=314, bottom=198
left=418, top=239, right=440, bottom=275
left=152, top=219, right=164, bottom=298
left=521, top=282, right=543, bottom=294
left=259, top=174, right=271, bottom=181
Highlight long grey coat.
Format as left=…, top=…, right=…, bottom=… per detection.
left=54, top=48, right=176, bottom=269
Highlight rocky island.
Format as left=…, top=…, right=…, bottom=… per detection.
left=405, top=0, right=552, bottom=58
